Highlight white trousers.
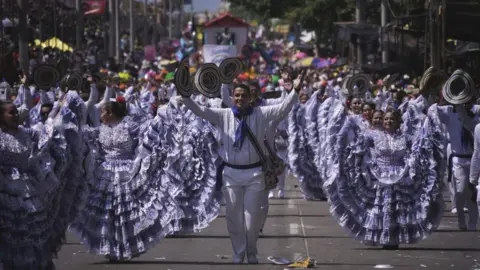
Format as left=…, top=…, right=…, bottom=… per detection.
left=452, top=163, right=478, bottom=227
left=274, top=150, right=288, bottom=191
left=449, top=180, right=456, bottom=210
left=261, top=169, right=287, bottom=231
left=223, top=168, right=264, bottom=258
left=276, top=169, right=286, bottom=191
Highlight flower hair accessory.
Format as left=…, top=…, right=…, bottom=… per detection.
left=116, top=96, right=126, bottom=104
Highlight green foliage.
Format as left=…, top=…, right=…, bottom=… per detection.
left=228, top=0, right=427, bottom=41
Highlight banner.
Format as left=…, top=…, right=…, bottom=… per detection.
left=144, top=45, right=157, bottom=61
left=203, top=45, right=237, bottom=66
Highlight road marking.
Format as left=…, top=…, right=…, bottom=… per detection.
left=289, top=223, right=299, bottom=235
left=298, top=202, right=310, bottom=256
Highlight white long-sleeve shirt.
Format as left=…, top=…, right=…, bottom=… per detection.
left=183, top=90, right=298, bottom=166
left=470, top=124, right=480, bottom=185
left=437, top=104, right=480, bottom=166
left=220, top=84, right=289, bottom=149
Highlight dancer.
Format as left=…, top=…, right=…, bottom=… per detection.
left=0, top=99, right=76, bottom=269
left=323, top=99, right=446, bottom=249
left=288, top=90, right=326, bottom=201
left=181, top=72, right=303, bottom=264
left=433, top=103, right=479, bottom=230
left=70, top=90, right=181, bottom=261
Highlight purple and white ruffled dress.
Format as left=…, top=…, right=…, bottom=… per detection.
left=288, top=102, right=326, bottom=200
left=0, top=111, right=76, bottom=269
left=322, top=105, right=446, bottom=246
left=70, top=115, right=181, bottom=261
left=160, top=102, right=221, bottom=234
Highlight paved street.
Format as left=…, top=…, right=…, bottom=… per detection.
left=55, top=177, right=480, bottom=270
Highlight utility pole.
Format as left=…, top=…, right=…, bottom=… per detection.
left=179, top=0, right=184, bottom=37
left=0, top=0, right=4, bottom=53
left=75, top=0, right=84, bottom=50
left=168, top=0, right=172, bottom=39
left=355, top=0, right=364, bottom=66
left=143, top=0, right=148, bottom=45
left=109, top=0, right=116, bottom=57
left=429, top=0, right=439, bottom=71
left=129, top=0, right=134, bottom=51
left=152, top=0, right=158, bottom=44
left=17, top=0, right=29, bottom=72
left=114, top=0, right=120, bottom=60
left=53, top=0, right=57, bottom=46
left=380, top=0, right=388, bottom=64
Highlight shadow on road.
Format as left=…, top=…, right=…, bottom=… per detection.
left=165, top=234, right=349, bottom=239
left=217, top=214, right=328, bottom=218
left=93, top=260, right=393, bottom=266
left=354, top=247, right=480, bottom=252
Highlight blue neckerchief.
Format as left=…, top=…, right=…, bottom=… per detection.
left=393, top=102, right=400, bottom=110
left=232, top=105, right=254, bottom=150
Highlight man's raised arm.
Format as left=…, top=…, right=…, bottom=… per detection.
left=220, top=84, right=234, bottom=108
left=260, top=70, right=305, bottom=122
left=260, top=90, right=298, bottom=122
left=183, top=96, right=224, bottom=126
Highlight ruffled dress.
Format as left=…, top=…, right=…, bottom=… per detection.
left=322, top=100, right=446, bottom=246
left=160, top=102, right=221, bottom=234
left=288, top=102, right=326, bottom=200
left=70, top=115, right=181, bottom=261
left=0, top=114, right=74, bottom=269
left=49, top=91, right=90, bottom=250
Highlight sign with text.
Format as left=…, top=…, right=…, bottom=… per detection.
left=203, top=45, right=237, bottom=66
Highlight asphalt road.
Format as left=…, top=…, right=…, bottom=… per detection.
left=54, top=177, right=480, bottom=270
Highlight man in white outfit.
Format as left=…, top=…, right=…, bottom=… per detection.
left=220, top=80, right=291, bottom=237
left=182, top=74, right=302, bottom=264
left=436, top=104, right=479, bottom=230
left=469, top=123, right=480, bottom=218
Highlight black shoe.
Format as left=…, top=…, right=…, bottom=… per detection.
left=382, top=244, right=399, bottom=250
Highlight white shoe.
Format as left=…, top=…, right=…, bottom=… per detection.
left=232, top=255, right=244, bottom=264
left=247, top=254, right=258, bottom=264
left=464, top=207, right=469, bottom=213
left=277, top=190, right=285, bottom=199
left=268, top=191, right=275, bottom=199
left=451, top=208, right=457, bottom=214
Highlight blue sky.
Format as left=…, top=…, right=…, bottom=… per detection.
left=139, top=0, right=222, bottom=12
left=187, top=0, right=222, bottom=12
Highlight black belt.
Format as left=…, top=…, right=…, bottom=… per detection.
left=215, top=161, right=263, bottom=191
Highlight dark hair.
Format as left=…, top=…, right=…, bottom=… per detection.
left=248, top=80, right=260, bottom=90
left=393, top=90, right=407, bottom=102
left=363, top=102, right=376, bottom=110
left=373, top=109, right=384, bottom=115
left=41, top=103, right=54, bottom=110
left=233, top=84, right=251, bottom=94
left=346, top=95, right=363, bottom=108
left=103, top=101, right=128, bottom=118
left=281, top=65, right=293, bottom=75
left=384, top=108, right=402, bottom=124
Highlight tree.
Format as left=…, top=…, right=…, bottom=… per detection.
left=228, top=0, right=426, bottom=45
left=229, top=0, right=355, bottom=42
left=228, top=0, right=294, bottom=20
